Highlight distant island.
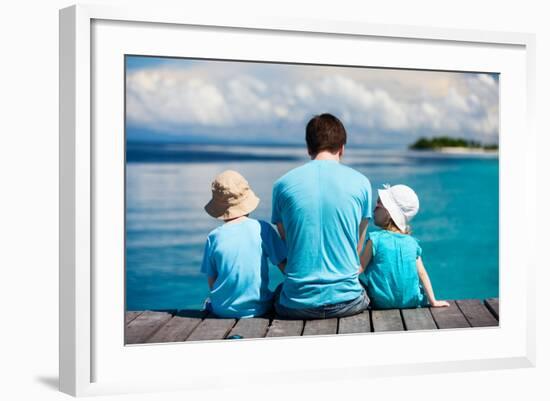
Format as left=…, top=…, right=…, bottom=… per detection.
left=409, top=136, right=498, bottom=154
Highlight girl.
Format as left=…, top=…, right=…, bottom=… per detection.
left=360, top=184, right=449, bottom=309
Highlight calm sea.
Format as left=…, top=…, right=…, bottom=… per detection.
left=126, top=143, right=499, bottom=310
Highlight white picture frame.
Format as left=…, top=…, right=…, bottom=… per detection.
left=59, top=3, right=536, bottom=397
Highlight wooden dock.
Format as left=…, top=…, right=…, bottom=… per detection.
left=125, top=298, right=499, bottom=344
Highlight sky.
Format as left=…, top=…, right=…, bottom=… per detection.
left=125, top=55, right=499, bottom=147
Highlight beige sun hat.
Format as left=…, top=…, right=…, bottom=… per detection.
left=378, top=184, right=419, bottom=233
left=204, top=170, right=260, bottom=220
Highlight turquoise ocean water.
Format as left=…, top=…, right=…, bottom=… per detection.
left=126, top=143, right=499, bottom=311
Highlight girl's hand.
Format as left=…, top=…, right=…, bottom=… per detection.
left=431, top=300, right=450, bottom=307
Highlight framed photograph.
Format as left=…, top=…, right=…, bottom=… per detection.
left=59, top=4, right=536, bottom=397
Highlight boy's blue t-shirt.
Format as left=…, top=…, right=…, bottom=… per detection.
left=271, top=159, right=372, bottom=309
left=364, top=230, right=428, bottom=309
left=200, top=218, right=287, bottom=318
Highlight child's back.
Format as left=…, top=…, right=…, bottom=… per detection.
left=201, top=217, right=286, bottom=318
left=361, top=184, right=448, bottom=310
left=364, top=230, right=427, bottom=309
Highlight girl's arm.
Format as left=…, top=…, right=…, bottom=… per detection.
left=359, top=240, right=373, bottom=274
left=207, top=275, right=217, bottom=290
left=416, top=257, right=449, bottom=307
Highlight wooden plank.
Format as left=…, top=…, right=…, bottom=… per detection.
left=125, top=311, right=143, bottom=325
left=401, top=308, right=438, bottom=331
left=125, top=311, right=173, bottom=344
left=266, top=320, right=304, bottom=337
left=146, top=310, right=206, bottom=343
left=226, top=318, right=270, bottom=339
left=430, top=301, right=470, bottom=329
left=302, top=318, right=338, bottom=336
left=186, top=318, right=237, bottom=341
left=338, top=311, right=371, bottom=334
left=484, top=298, right=499, bottom=320
left=456, top=299, right=499, bottom=327
left=152, top=309, right=178, bottom=315
left=371, top=309, right=404, bottom=332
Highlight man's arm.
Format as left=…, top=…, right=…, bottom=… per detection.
left=357, top=218, right=369, bottom=256
left=359, top=240, right=373, bottom=274
left=276, top=222, right=286, bottom=242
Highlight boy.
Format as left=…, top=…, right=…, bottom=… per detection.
left=201, top=170, right=287, bottom=318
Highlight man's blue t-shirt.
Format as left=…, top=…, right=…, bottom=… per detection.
left=364, top=230, right=428, bottom=309
left=271, top=159, right=372, bottom=309
left=200, top=218, right=287, bottom=318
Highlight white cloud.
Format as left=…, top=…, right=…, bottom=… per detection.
left=126, top=61, right=499, bottom=144
left=478, top=73, right=497, bottom=87
left=127, top=70, right=231, bottom=127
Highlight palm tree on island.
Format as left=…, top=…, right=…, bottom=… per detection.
left=409, top=136, right=498, bottom=153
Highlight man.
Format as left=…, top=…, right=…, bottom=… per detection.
left=271, top=113, right=372, bottom=319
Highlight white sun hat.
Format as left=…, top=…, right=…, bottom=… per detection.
left=377, top=184, right=420, bottom=233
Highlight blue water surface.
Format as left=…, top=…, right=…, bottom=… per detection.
left=126, top=143, right=499, bottom=310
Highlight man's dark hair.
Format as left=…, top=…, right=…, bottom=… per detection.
left=305, top=113, right=347, bottom=156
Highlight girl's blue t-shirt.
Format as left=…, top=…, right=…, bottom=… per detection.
left=200, top=218, right=287, bottom=318
left=364, top=230, right=428, bottom=309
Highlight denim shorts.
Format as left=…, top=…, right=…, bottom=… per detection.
left=273, top=285, right=370, bottom=320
